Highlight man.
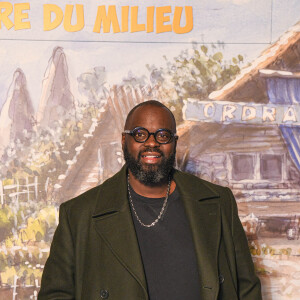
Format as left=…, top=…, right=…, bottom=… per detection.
left=39, top=100, right=262, bottom=300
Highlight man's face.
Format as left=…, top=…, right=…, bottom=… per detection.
left=122, top=105, right=177, bottom=186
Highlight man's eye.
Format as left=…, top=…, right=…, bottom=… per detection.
left=158, top=132, right=170, bottom=139
left=135, top=132, right=146, bottom=137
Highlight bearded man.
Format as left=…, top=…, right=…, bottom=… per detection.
left=38, top=100, right=262, bottom=300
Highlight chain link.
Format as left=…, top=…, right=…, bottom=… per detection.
left=127, top=173, right=171, bottom=228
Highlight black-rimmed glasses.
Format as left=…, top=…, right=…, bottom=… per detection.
left=123, top=127, right=178, bottom=144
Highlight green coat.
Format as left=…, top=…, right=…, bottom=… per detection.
left=38, top=166, right=262, bottom=300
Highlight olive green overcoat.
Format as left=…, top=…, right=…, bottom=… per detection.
left=38, top=166, right=262, bottom=300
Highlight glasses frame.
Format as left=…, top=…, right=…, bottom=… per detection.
left=123, top=127, right=178, bottom=144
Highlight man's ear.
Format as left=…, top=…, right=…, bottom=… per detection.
left=121, top=133, right=126, bottom=150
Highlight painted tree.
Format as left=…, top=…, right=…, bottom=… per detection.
left=77, top=66, right=109, bottom=106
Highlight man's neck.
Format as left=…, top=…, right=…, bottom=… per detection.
left=128, top=170, right=176, bottom=198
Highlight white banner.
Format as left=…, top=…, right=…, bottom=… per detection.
left=183, top=99, right=300, bottom=126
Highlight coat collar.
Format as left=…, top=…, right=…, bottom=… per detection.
left=92, top=166, right=221, bottom=299
left=92, top=165, right=129, bottom=217
left=173, top=168, right=220, bottom=202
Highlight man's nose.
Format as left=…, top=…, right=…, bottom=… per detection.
left=144, top=133, right=159, bottom=147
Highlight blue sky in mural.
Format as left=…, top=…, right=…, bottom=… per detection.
left=0, top=0, right=299, bottom=109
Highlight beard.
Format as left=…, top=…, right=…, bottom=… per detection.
left=123, top=144, right=175, bottom=186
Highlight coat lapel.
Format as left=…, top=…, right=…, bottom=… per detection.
left=174, top=171, right=221, bottom=299
left=91, top=166, right=148, bottom=297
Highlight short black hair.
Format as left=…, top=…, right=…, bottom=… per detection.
left=124, top=100, right=176, bottom=131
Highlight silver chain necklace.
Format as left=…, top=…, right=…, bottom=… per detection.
left=127, top=173, right=171, bottom=228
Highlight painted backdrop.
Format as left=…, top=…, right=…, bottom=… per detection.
left=0, top=0, right=300, bottom=299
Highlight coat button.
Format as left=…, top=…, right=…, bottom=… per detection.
left=219, top=274, right=224, bottom=284
left=100, top=289, right=109, bottom=299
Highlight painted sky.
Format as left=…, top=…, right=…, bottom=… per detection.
left=0, top=0, right=299, bottom=109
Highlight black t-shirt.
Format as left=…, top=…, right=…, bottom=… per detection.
left=129, top=185, right=201, bottom=300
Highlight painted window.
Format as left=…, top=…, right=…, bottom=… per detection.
left=260, top=154, right=282, bottom=180
left=232, top=154, right=255, bottom=180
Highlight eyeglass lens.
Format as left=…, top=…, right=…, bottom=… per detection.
left=133, top=128, right=172, bottom=143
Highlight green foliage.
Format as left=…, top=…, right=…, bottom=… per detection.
left=201, top=45, right=208, bottom=55
left=0, top=207, right=13, bottom=241
left=212, top=52, right=223, bottom=62
left=238, top=54, right=244, bottom=62
left=0, top=253, right=6, bottom=272
left=149, top=44, right=243, bottom=106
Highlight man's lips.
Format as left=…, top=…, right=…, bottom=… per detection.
left=141, top=153, right=161, bottom=158
left=139, top=152, right=162, bottom=164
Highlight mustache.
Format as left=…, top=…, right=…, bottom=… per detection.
left=138, top=148, right=164, bottom=159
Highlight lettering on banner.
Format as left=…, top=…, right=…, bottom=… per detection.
left=0, top=2, right=31, bottom=30
left=183, top=99, right=300, bottom=126
left=0, top=2, right=193, bottom=34
left=242, top=106, right=256, bottom=121
left=203, top=103, right=215, bottom=118
left=93, top=5, right=193, bottom=34
left=262, top=107, right=276, bottom=122
left=283, top=107, right=297, bottom=123
left=222, top=104, right=237, bottom=122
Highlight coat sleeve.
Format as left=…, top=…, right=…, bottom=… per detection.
left=38, top=203, right=75, bottom=300
left=226, top=187, right=262, bottom=300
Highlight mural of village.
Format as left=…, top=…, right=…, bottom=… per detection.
left=0, top=17, right=300, bottom=300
